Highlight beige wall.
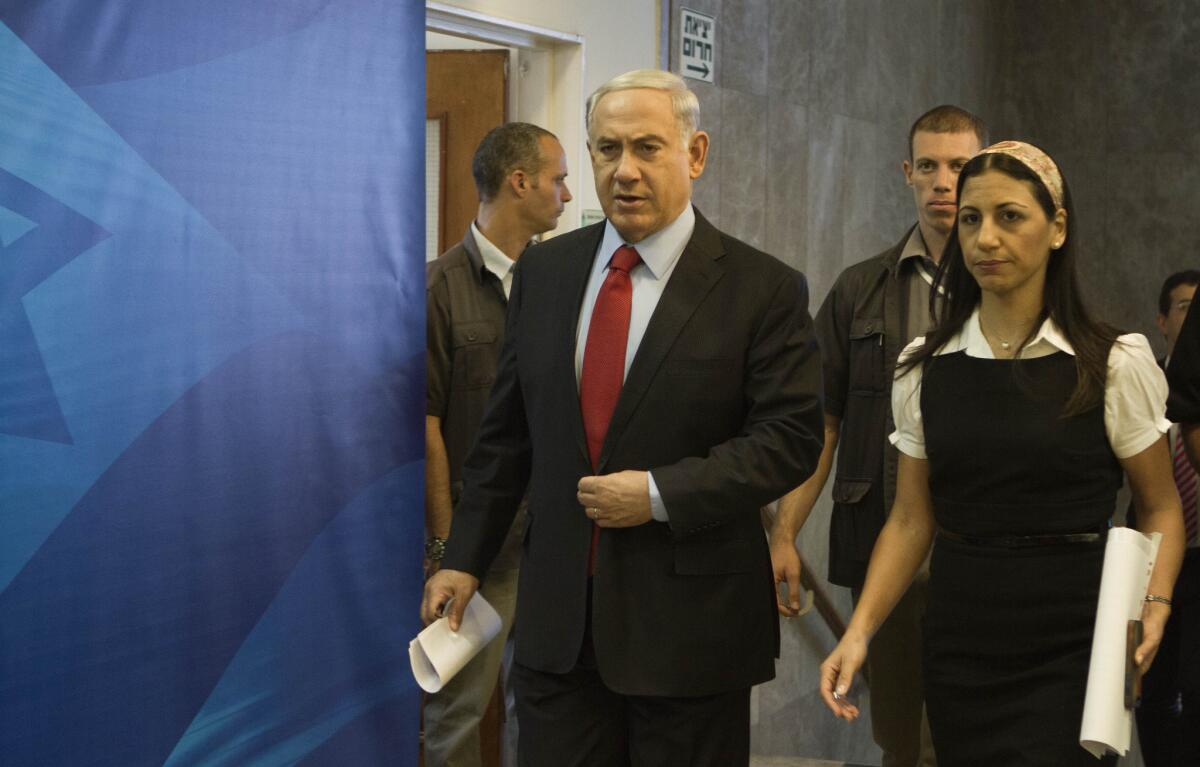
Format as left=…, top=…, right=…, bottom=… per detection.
left=436, top=0, right=659, bottom=83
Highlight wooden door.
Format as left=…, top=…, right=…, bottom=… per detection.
left=426, top=50, right=508, bottom=256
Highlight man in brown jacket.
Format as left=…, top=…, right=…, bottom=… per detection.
left=423, top=121, right=571, bottom=767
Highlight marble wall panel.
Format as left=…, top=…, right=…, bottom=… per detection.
left=836, top=0, right=876, bottom=123
left=842, top=117, right=908, bottom=270
left=803, top=109, right=851, bottom=300
left=719, top=88, right=770, bottom=249
left=850, top=0, right=940, bottom=127
left=1171, top=5, right=1200, bottom=157
left=1103, top=0, right=1190, bottom=154
left=985, top=2, right=1108, bottom=156
left=691, top=78, right=725, bottom=230
left=1095, top=152, right=1200, bottom=356
left=808, top=0, right=850, bottom=119
left=721, top=0, right=770, bottom=95
left=934, top=0, right=992, bottom=109
left=765, top=100, right=810, bottom=271
left=767, top=0, right=813, bottom=107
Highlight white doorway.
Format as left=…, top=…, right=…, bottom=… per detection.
left=425, top=2, right=586, bottom=239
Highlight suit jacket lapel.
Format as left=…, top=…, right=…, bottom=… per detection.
left=558, top=223, right=606, bottom=468
left=596, top=210, right=725, bottom=471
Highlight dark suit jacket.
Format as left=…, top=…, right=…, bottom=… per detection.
left=1169, top=299, right=1200, bottom=424
left=442, top=208, right=824, bottom=697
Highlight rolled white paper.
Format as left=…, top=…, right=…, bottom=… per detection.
left=1079, top=527, right=1161, bottom=758
left=409, top=593, right=503, bottom=693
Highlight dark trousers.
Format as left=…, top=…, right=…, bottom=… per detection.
left=510, top=586, right=751, bottom=767
left=1138, top=548, right=1200, bottom=766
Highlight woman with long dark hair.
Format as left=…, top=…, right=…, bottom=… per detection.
left=819, top=141, right=1186, bottom=765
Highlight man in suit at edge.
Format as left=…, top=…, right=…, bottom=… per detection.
left=1139, top=270, right=1200, bottom=765
left=421, top=68, right=824, bottom=765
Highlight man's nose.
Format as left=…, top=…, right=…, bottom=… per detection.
left=614, top=150, right=639, bottom=182
left=933, top=165, right=953, bottom=191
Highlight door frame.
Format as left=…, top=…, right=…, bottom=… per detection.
left=425, top=2, right=586, bottom=236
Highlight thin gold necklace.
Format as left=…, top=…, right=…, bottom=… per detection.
left=979, top=316, right=1013, bottom=351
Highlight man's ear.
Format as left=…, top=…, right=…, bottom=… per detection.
left=687, top=131, right=709, bottom=180
left=508, top=169, right=529, bottom=198
left=902, top=159, right=914, bottom=187
left=1157, top=314, right=1169, bottom=337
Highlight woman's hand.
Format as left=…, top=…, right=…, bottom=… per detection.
left=1135, top=600, right=1171, bottom=674
left=820, top=631, right=868, bottom=721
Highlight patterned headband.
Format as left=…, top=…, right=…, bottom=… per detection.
left=978, top=140, right=1065, bottom=210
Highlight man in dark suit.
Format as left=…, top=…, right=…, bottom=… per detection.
left=1145, top=271, right=1200, bottom=766
left=421, top=68, right=823, bottom=765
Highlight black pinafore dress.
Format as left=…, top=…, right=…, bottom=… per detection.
left=920, top=350, right=1120, bottom=766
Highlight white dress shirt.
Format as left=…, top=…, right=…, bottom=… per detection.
left=471, top=221, right=516, bottom=299
left=574, top=205, right=696, bottom=522
left=890, top=307, right=1171, bottom=460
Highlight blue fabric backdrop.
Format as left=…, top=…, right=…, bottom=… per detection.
left=0, top=1, right=425, bottom=764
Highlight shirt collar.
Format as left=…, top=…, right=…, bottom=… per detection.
left=470, top=221, right=516, bottom=283
left=898, top=227, right=931, bottom=265
left=945, top=305, right=1076, bottom=359
left=597, top=204, right=695, bottom=279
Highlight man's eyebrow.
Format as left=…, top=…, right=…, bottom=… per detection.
left=593, top=132, right=669, bottom=144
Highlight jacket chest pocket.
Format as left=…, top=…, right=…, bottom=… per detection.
left=847, top=317, right=886, bottom=395
left=450, top=321, right=499, bottom=390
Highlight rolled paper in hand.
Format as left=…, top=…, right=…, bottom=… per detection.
left=409, top=593, right=502, bottom=693
left=1079, top=528, right=1161, bottom=758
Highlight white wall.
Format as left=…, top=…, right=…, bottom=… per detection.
left=427, top=0, right=660, bottom=231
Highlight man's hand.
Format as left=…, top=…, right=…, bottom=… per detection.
left=423, top=558, right=441, bottom=579
left=769, top=530, right=804, bottom=616
left=421, top=568, right=480, bottom=631
left=577, top=470, right=653, bottom=528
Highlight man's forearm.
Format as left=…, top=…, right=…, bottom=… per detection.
left=772, top=414, right=840, bottom=542
left=425, top=415, right=453, bottom=538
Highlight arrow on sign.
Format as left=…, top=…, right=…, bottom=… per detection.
left=686, top=61, right=710, bottom=78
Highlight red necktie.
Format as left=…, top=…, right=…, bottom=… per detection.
left=1173, top=428, right=1198, bottom=546
left=579, top=244, right=641, bottom=572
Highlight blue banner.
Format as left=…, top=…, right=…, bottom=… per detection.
left=0, top=1, right=424, bottom=764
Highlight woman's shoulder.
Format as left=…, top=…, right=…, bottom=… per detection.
left=1109, top=333, right=1159, bottom=369
left=1105, top=333, right=1167, bottom=393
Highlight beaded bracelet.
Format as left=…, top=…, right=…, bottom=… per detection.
left=1145, top=594, right=1173, bottom=606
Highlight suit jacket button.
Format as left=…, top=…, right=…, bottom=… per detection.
left=467, top=331, right=478, bottom=341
